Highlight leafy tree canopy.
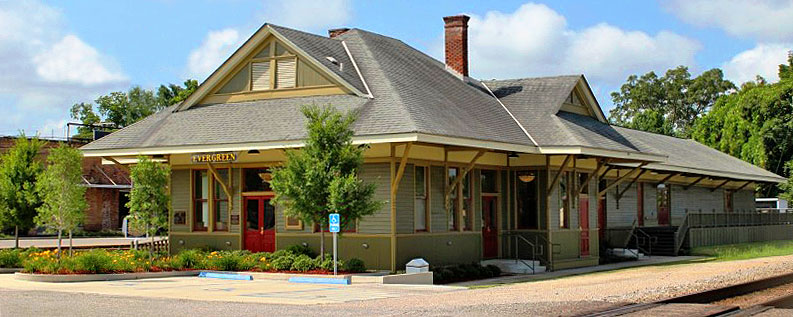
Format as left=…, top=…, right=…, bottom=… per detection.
left=35, top=145, right=86, bottom=256
left=693, top=53, right=793, bottom=197
left=70, top=79, right=198, bottom=138
left=270, top=104, right=383, bottom=257
left=0, top=133, right=44, bottom=247
left=126, top=156, right=171, bottom=257
left=609, top=66, right=736, bottom=138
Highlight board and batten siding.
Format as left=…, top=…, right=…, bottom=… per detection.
left=357, top=163, right=391, bottom=234
left=171, top=169, right=191, bottom=232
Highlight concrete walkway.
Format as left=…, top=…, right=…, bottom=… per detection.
left=453, top=256, right=703, bottom=286
left=0, top=236, right=166, bottom=249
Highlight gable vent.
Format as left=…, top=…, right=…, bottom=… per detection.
left=251, top=62, right=271, bottom=90
left=276, top=59, right=296, bottom=89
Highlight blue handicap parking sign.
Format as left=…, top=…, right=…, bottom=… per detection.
left=329, top=213, right=340, bottom=233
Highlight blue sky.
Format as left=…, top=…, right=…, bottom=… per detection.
left=1, top=0, right=791, bottom=137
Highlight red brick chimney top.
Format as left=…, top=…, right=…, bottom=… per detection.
left=328, top=28, right=351, bottom=38
left=443, top=15, right=470, bottom=77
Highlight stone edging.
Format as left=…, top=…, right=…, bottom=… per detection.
left=14, top=270, right=199, bottom=283
left=0, top=268, right=22, bottom=274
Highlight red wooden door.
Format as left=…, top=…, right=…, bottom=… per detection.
left=244, top=196, right=275, bottom=253
left=481, top=196, right=498, bottom=259
left=579, top=195, right=590, bottom=256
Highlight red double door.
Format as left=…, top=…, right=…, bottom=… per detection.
left=244, top=196, right=275, bottom=253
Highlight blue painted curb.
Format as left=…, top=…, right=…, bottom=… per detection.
left=288, top=276, right=351, bottom=285
left=199, top=272, right=253, bottom=281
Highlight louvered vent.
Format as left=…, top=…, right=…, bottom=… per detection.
left=276, top=59, right=296, bottom=89
left=251, top=62, right=271, bottom=90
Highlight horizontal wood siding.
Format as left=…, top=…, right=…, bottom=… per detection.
left=733, top=189, right=756, bottom=212
left=396, top=164, right=414, bottom=234
left=358, top=163, right=391, bottom=234
left=430, top=166, right=447, bottom=232
left=605, top=181, right=638, bottom=228
left=171, top=169, right=190, bottom=232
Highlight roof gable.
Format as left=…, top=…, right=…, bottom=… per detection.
left=176, top=24, right=368, bottom=111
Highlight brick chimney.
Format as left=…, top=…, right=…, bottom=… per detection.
left=328, top=28, right=351, bottom=38
left=443, top=15, right=470, bottom=77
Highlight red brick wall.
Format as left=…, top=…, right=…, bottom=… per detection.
left=443, top=15, right=470, bottom=77
left=84, top=188, right=121, bottom=231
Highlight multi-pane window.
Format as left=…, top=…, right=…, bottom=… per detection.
left=193, top=170, right=209, bottom=231
left=558, top=171, right=570, bottom=229
left=213, top=168, right=229, bottom=231
left=448, top=167, right=459, bottom=231
left=462, top=172, right=473, bottom=231
left=415, top=166, right=428, bottom=231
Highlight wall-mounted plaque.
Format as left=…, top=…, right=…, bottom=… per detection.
left=173, top=210, right=186, bottom=225
left=191, top=152, right=239, bottom=164
left=230, top=214, right=240, bottom=225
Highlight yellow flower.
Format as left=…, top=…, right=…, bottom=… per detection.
left=210, top=251, right=218, bottom=256
left=259, top=257, right=267, bottom=262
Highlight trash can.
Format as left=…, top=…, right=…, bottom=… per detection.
left=406, top=258, right=429, bottom=273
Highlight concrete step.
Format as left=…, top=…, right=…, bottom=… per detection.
left=481, top=259, right=547, bottom=274
left=607, top=248, right=647, bottom=259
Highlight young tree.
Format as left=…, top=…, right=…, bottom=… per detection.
left=270, top=105, right=383, bottom=259
left=126, top=156, right=170, bottom=258
left=0, top=134, right=44, bottom=248
left=34, top=145, right=87, bottom=257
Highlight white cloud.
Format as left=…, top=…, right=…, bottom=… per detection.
left=459, top=3, right=700, bottom=85
left=261, top=0, right=351, bottom=32
left=34, top=35, right=126, bottom=86
left=722, top=43, right=792, bottom=84
left=664, top=0, right=793, bottom=42
left=186, top=29, right=241, bottom=80
left=0, top=0, right=127, bottom=136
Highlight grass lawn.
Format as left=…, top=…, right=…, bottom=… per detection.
left=691, top=240, right=793, bottom=261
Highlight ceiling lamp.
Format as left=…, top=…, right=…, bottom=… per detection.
left=507, top=152, right=519, bottom=159
left=247, top=149, right=261, bottom=155
left=258, top=172, right=273, bottom=183
left=518, top=173, right=535, bottom=183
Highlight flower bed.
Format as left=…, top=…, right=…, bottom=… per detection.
left=1, top=246, right=366, bottom=275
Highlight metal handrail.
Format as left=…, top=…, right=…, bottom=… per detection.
left=674, top=213, right=690, bottom=255
left=633, top=227, right=654, bottom=257
left=513, top=234, right=537, bottom=274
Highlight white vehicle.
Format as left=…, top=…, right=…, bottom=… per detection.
left=756, top=198, right=789, bottom=212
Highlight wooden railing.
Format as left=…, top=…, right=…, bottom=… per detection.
left=132, top=238, right=169, bottom=254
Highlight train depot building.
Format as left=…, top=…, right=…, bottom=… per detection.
left=81, top=15, right=789, bottom=272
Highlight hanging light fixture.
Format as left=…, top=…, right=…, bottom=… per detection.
left=507, top=152, right=519, bottom=159
left=518, top=173, right=535, bottom=183
left=247, top=149, right=261, bottom=155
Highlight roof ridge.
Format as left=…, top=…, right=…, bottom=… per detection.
left=482, top=74, right=583, bottom=83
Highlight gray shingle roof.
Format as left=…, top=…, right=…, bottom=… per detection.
left=81, top=24, right=783, bottom=182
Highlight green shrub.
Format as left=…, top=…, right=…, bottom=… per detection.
left=0, top=249, right=22, bottom=268
left=271, top=252, right=295, bottom=270
left=344, top=258, right=366, bottom=273
left=291, top=254, right=316, bottom=272
left=315, top=255, right=334, bottom=271
left=205, top=251, right=244, bottom=271
left=173, top=249, right=204, bottom=269
left=485, top=264, right=501, bottom=278
left=74, top=250, right=114, bottom=273
left=285, top=244, right=317, bottom=258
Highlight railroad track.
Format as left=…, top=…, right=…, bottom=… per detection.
left=579, top=272, right=793, bottom=316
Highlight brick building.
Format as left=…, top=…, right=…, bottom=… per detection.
left=0, top=136, right=130, bottom=232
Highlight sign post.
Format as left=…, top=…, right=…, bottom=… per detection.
left=329, top=213, right=340, bottom=275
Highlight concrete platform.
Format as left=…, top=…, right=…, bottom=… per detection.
left=453, top=255, right=703, bottom=286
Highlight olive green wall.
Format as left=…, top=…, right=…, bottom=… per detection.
left=430, top=166, right=448, bottom=232
left=277, top=235, right=391, bottom=270
left=357, top=163, right=391, bottom=234
left=171, top=169, right=191, bottom=233
left=170, top=233, right=240, bottom=253
left=396, top=233, right=482, bottom=268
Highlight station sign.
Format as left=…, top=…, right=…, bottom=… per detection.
left=191, top=152, right=239, bottom=164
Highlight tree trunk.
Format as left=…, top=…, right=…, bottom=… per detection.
left=57, top=229, right=62, bottom=260
left=14, top=226, right=19, bottom=249
left=320, top=225, right=325, bottom=261
left=68, top=230, right=73, bottom=257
